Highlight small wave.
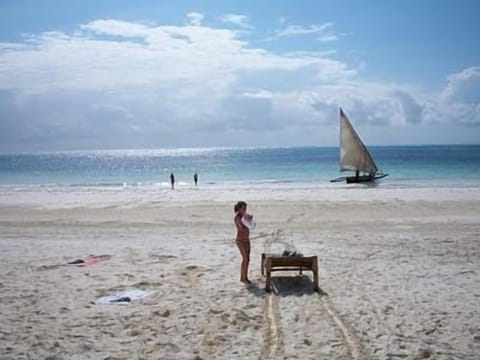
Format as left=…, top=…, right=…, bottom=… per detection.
left=250, top=179, right=296, bottom=184
left=1, top=178, right=480, bottom=192
left=69, top=182, right=127, bottom=187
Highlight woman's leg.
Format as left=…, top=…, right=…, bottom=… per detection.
left=237, top=241, right=250, bottom=282
left=243, top=241, right=250, bottom=281
left=237, top=241, right=247, bottom=281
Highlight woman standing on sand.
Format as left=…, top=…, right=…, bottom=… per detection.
left=234, top=201, right=253, bottom=284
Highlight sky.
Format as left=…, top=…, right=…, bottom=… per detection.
left=0, top=0, right=479, bottom=152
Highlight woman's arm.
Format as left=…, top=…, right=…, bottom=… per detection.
left=235, top=214, right=247, bottom=231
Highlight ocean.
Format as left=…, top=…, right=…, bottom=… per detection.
left=0, top=145, right=479, bottom=188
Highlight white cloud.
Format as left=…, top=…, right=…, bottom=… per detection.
left=220, top=14, right=252, bottom=29
left=272, top=22, right=340, bottom=42
left=264, top=22, right=341, bottom=43
left=443, top=66, right=480, bottom=103
left=421, top=66, right=480, bottom=126
left=0, top=17, right=478, bottom=151
left=186, top=12, right=204, bottom=26
left=81, top=20, right=149, bottom=38
left=317, top=34, right=338, bottom=42
left=276, top=23, right=333, bottom=37
left=0, top=19, right=353, bottom=96
left=252, top=82, right=425, bottom=130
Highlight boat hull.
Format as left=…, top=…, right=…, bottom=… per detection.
left=330, top=173, right=389, bottom=183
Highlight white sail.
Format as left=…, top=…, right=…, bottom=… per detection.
left=339, top=108, right=378, bottom=174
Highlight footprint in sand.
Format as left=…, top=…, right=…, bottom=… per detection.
left=131, top=280, right=163, bottom=288
left=176, top=264, right=211, bottom=287
left=149, top=254, right=177, bottom=261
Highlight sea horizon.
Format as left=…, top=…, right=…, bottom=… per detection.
left=1, top=142, right=479, bottom=156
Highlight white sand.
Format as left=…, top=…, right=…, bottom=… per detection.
left=1, top=192, right=479, bottom=359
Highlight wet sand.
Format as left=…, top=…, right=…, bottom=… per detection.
left=0, top=199, right=479, bottom=359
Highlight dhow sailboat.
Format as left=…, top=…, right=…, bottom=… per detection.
left=330, top=108, right=388, bottom=183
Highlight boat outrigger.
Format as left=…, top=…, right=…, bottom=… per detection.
left=330, top=108, right=388, bottom=184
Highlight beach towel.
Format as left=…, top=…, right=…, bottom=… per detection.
left=96, top=290, right=155, bottom=305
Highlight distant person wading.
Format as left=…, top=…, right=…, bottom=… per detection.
left=170, top=173, right=175, bottom=190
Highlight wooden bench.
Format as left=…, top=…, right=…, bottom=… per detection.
left=261, top=253, right=319, bottom=292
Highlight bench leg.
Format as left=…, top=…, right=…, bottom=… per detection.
left=265, top=258, right=271, bottom=292
left=312, top=260, right=319, bottom=292
left=313, top=270, right=319, bottom=292
left=261, top=253, right=265, bottom=276
left=265, top=270, right=271, bottom=292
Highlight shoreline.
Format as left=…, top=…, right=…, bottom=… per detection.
left=1, top=184, right=480, bottom=210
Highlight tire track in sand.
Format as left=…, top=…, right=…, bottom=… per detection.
left=260, top=293, right=282, bottom=360
left=260, top=228, right=286, bottom=360
left=260, top=227, right=363, bottom=359
left=260, top=286, right=363, bottom=360
left=319, top=296, right=364, bottom=360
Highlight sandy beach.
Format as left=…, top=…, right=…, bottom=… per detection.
left=1, top=189, right=479, bottom=359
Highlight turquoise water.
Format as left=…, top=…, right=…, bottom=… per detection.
left=0, top=145, right=479, bottom=187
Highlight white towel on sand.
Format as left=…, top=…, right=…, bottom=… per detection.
left=96, top=289, right=155, bottom=305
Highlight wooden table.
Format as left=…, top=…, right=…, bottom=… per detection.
left=261, top=253, right=320, bottom=292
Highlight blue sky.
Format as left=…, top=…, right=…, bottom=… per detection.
left=0, top=0, right=479, bottom=151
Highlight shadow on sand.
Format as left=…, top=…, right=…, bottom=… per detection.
left=247, top=275, right=328, bottom=297
left=246, top=283, right=266, bottom=298
left=271, top=275, right=328, bottom=297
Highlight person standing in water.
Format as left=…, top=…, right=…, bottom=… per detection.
left=193, top=172, right=198, bottom=187
left=234, top=201, right=251, bottom=284
left=170, top=173, right=175, bottom=190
